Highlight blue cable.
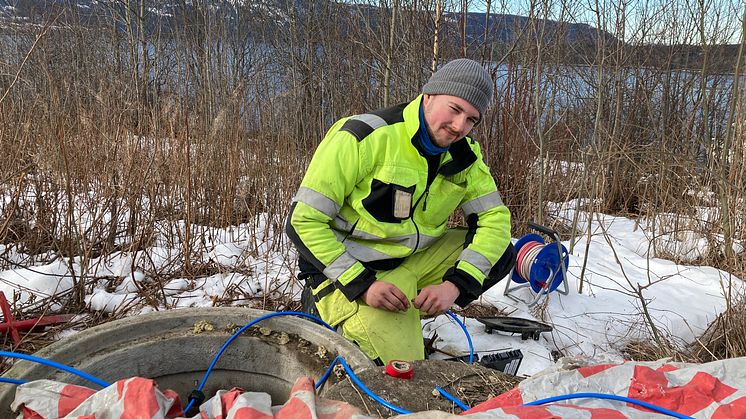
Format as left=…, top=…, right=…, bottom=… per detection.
left=0, top=314, right=695, bottom=419
left=181, top=310, right=692, bottom=419
left=0, top=351, right=110, bottom=388
left=321, top=356, right=411, bottom=415
left=524, top=392, right=694, bottom=419
left=445, top=310, right=474, bottom=364
left=435, top=386, right=470, bottom=411
left=0, top=377, right=26, bottom=385
left=426, top=389, right=693, bottom=418
left=184, top=309, right=472, bottom=412
left=183, top=311, right=334, bottom=413
left=315, top=354, right=337, bottom=391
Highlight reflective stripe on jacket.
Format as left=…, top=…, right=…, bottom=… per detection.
left=286, top=95, right=511, bottom=301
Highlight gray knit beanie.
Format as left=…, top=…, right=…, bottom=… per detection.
left=422, top=59, right=494, bottom=119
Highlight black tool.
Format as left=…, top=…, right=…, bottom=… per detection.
left=477, top=316, right=552, bottom=341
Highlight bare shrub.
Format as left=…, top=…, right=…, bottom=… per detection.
left=0, top=0, right=743, bottom=357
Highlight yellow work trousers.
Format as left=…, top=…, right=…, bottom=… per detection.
left=312, top=228, right=468, bottom=363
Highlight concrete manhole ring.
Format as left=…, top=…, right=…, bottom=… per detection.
left=0, top=307, right=374, bottom=417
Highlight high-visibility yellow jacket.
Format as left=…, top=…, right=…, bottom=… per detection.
left=286, top=95, right=511, bottom=305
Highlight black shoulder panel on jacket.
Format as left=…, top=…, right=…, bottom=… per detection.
left=370, top=102, right=407, bottom=125
left=340, top=102, right=407, bottom=142
left=340, top=119, right=375, bottom=142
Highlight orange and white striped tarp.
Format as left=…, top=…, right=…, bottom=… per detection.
left=12, top=376, right=369, bottom=419
left=458, top=357, right=746, bottom=418
left=11, top=358, right=746, bottom=418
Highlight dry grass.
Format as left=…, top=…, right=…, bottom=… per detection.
left=689, top=294, right=746, bottom=362
left=620, top=289, right=746, bottom=363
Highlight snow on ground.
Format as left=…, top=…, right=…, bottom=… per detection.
left=429, top=199, right=744, bottom=376
left=0, top=200, right=743, bottom=380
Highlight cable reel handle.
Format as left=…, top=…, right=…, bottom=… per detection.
left=527, top=221, right=561, bottom=242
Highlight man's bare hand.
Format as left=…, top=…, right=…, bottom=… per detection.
left=361, top=281, right=410, bottom=312
left=413, top=282, right=460, bottom=316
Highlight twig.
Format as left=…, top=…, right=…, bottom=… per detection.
left=595, top=213, right=665, bottom=349
left=346, top=374, right=372, bottom=416
left=0, top=15, right=58, bottom=106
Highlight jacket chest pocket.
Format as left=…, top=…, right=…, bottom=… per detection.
left=362, top=179, right=416, bottom=223
left=420, top=177, right=466, bottom=224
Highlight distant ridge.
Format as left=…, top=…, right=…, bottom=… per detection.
left=462, top=12, right=615, bottom=45
left=0, top=0, right=613, bottom=47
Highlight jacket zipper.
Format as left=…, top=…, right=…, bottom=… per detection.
left=409, top=164, right=438, bottom=255
left=409, top=191, right=426, bottom=255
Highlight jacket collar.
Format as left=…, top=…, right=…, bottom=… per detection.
left=405, top=95, right=478, bottom=176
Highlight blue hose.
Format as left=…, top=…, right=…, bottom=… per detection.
left=185, top=309, right=472, bottom=413
left=0, top=351, right=110, bottom=388
left=315, top=354, right=337, bottom=391
left=181, top=310, right=692, bottom=419
left=445, top=310, right=474, bottom=364
left=428, top=389, right=693, bottom=418
left=435, top=386, right=470, bottom=411
left=322, top=356, right=412, bottom=415
left=184, top=311, right=334, bottom=413
left=524, top=392, right=694, bottom=419
left=0, top=377, right=26, bottom=385
left=0, top=314, right=695, bottom=419
left=433, top=314, right=688, bottom=418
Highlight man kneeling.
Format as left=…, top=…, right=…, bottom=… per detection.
left=286, top=59, right=516, bottom=364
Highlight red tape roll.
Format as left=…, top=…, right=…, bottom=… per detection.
left=386, top=360, right=414, bottom=379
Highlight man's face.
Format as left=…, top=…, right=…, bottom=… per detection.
left=422, top=94, right=480, bottom=148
